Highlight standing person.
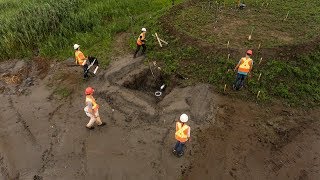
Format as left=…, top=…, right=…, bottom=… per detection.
left=233, top=50, right=253, bottom=90
left=133, top=28, right=147, bottom=58
left=83, top=87, right=106, bottom=130
left=173, top=113, right=191, bottom=157
left=74, top=44, right=89, bottom=79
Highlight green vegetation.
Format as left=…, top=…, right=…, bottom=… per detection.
left=148, top=0, right=320, bottom=107
left=54, top=86, right=72, bottom=98
left=0, top=0, right=182, bottom=66
left=174, top=0, right=320, bottom=49
left=1, top=0, right=319, bottom=106
left=150, top=41, right=320, bottom=107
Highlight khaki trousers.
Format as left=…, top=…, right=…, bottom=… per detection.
left=84, top=107, right=102, bottom=127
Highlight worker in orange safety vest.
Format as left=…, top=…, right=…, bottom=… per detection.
left=74, top=44, right=89, bottom=79
left=172, top=113, right=191, bottom=157
left=133, top=28, right=147, bottom=58
left=233, top=50, right=253, bottom=90
left=83, top=87, right=106, bottom=130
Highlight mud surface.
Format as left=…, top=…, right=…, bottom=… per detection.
left=0, top=56, right=319, bottom=180
left=185, top=97, right=320, bottom=180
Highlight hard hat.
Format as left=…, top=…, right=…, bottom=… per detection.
left=246, top=50, right=253, bottom=55
left=180, top=114, right=188, bottom=123
left=85, top=87, right=94, bottom=95
left=74, top=44, right=80, bottom=50
left=141, top=28, right=147, bottom=32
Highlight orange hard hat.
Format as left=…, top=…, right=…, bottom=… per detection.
left=246, top=50, right=253, bottom=55
left=85, top=87, right=94, bottom=95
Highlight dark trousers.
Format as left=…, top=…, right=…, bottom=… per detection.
left=134, top=44, right=146, bottom=57
left=174, top=141, right=185, bottom=155
left=83, top=64, right=89, bottom=78
left=234, top=73, right=247, bottom=88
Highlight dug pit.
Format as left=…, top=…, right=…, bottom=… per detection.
left=122, top=68, right=170, bottom=100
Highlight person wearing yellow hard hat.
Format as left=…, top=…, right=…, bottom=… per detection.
left=83, top=87, right=106, bottom=130
left=172, top=113, right=191, bottom=157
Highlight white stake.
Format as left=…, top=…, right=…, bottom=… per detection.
left=259, top=57, right=263, bottom=64
left=258, top=43, right=261, bottom=49
left=284, top=11, right=289, bottom=21
left=257, top=91, right=261, bottom=98
left=224, top=84, right=227, bottom=92
left=258, top=73, right=262, bottom=81
left=248, top=28, right=254, bottom=40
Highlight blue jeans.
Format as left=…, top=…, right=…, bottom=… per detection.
left=174, top=141, right=185, bottom=155
left=234, top=73, right=247, bottom=89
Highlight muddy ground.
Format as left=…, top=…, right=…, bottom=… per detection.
left=0, top=55, right=319, bottom=180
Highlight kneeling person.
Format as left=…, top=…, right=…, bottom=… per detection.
left=74, top=44, right=89, bottom=78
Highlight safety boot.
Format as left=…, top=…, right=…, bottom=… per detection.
left=86, top=126, right=94, bottom=130
left=98, top=122, right=106, bottom=127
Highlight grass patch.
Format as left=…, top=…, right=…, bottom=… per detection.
left=173, top=0, right=320, bottom=49
left=147, top=0, right=320, bottom=107
left=54, top=86, right=72, bottom=98
left=150, top=39, right=320, bottom=106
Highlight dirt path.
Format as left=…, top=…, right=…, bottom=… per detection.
left=0, top=56, right=319, bottom=180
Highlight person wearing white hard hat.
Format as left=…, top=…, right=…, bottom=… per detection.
left=74, top=44, right=89, bottom=78
left=173, top=113, right=191, bottom=157
left=133, top=28, right=147, bottom=58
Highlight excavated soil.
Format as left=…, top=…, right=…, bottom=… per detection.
left=0, top=55, right=319, bottom=180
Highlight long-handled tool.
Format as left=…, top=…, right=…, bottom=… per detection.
left=84, top=59, right=96, bottom=74
left=85, top=57, right=100, bottom=75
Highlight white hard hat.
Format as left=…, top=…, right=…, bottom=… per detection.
left=74, top=44, right=80, bottom=50
left=180, top=114, right=188, bottom=123
left=141, top=28, right=147, bottom=32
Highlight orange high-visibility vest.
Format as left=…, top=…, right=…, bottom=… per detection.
left=175, top=122, right=190, bottom=143
left=238, top=57, right=253, bottom=73
left=86, top=95, right=99, bottom=110
left=75, top=50, right=86, bottom=65
left=136, top=32, right=146, bottom=45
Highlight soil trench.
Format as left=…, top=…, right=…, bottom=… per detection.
left=0, top=56, right=319, bottom=179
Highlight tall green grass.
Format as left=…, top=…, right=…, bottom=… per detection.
left=0, top=0, right=182, bottom=64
